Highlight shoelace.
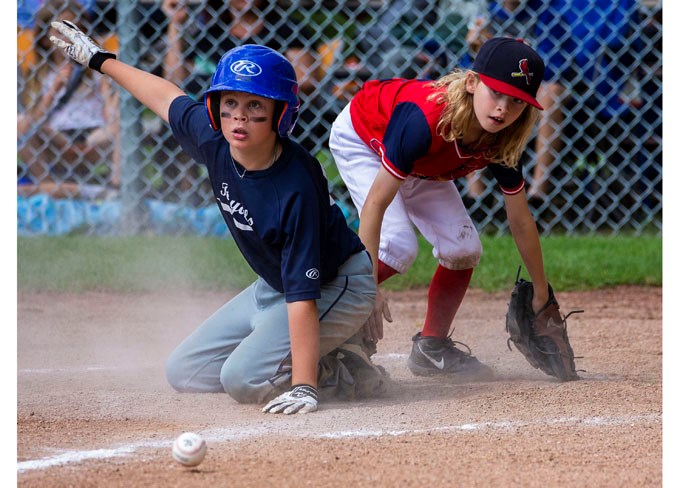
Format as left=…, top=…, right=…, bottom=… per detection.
left=441, top=328, right=474, bottom=357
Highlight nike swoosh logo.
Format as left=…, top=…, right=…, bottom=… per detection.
left=417, top=344, right=445, bottom=369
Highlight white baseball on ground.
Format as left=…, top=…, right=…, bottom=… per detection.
left=172, top=432, right=207, bottom=467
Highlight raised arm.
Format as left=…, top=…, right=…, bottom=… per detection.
left=49, top=20, right=184, bottom=124
left=99, top=60, right=184, bottom=123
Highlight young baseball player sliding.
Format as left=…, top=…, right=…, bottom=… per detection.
left=330, top=37, right=552, bottom=379
left=49, top=20, right=387, bottom=414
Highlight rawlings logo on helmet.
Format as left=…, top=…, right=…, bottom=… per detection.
left=229, top=60, right=262, bottom=77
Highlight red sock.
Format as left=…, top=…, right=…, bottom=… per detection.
left=421, top=266, right=473, bottom=339
left=377, top=260, right=399, bottom=284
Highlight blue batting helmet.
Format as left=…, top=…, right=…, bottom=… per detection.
left=204, top=44, right=300, bottom=137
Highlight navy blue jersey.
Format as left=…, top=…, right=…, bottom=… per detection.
left=169, top=96, right=364, bottom=302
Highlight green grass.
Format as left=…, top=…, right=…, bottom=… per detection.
left=17, top=235, right=661, bottom=293
left=17, top=236, right=256, bottom=293
left=383, top=234, right=662, bottom=291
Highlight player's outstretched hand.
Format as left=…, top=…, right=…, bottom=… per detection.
left=50, top=20, right=116, bottom=73
left=363, top=289, right=392, bottom=344
left=262, top=384, right=318, bottom=415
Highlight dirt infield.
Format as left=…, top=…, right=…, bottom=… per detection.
left=17, top=286, right=662, bottom=487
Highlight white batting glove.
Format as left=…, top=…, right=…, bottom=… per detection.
left=49, top=20, right=116, bottom=73
left=262, top=384, right=319, bottom=415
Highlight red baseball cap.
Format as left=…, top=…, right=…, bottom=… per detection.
left=472, top=37, right=545, bottom=110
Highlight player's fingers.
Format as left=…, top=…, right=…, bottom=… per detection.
left=61, top=20, right=81, bottom=34
left=363, top=320, right=373, bottom=342
left=373, top=312, right=384, bottom=340
left=364, top=314, right=379, bottom=342
left=261, top=400, right=282, bottom=413
left=268, top=402, right=289, bottom=414
left=382, top=299, right=393, bottom=323
left=51, top=21, right=75, bottom=39
left=360, top=321, right=373, bottom=344
left=372, top=313, right=384, bottom=342
left=297, top=403, right=317, bottom=414
left=49, top=36, right=69, bottom=50
left=283, top=403, right=303, bottom=415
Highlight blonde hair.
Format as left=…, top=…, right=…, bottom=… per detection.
left=427, top=69, right=539, bottom=169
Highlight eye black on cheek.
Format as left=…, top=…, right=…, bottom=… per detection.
left=220, top=112, right=232, bottom=118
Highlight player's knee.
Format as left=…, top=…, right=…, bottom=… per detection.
left=165, top=349, right=222, bottom=393
left=220, top=362, right=262, bottom=404
left=165, top=352, right=190, bottom=392
left=436, top=223, right=483, bottom=269
left=380, top=230, right=418, bottom=273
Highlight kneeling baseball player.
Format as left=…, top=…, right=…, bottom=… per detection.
left=49, top=20, right=389, bottom=414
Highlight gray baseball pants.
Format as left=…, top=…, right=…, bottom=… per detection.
left=165, top=250, right=375, bottom=404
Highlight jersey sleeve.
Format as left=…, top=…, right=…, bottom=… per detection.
left=487, top=161, right=525, bottom=195
left=380, top=102, right=433, bottom=179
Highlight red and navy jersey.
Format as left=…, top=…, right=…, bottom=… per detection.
left=349, top=79, right=524, bottom=195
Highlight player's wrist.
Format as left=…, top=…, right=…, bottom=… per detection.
left=290, top=384, right=318, bottom=399
left=89, top=51, right=116, bottom=73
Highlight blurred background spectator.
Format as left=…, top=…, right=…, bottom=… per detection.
left=463, top=0, right=653, bottom=215
left=16, top=0, right=662, bottom=237
left=356, top=0, right=482, bottom=81
left=17, top=0, right=119, bottom=200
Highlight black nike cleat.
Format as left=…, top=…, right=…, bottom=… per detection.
left=407, top=332, right=493, bottom=380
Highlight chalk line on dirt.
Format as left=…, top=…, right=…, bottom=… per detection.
left=17, top=358, right=404, bottom=376
left=17, top=413, right=660, bottom=473
left=19, top=367, right=117, bottom=374
left=314, top=413, right=662, bottom=438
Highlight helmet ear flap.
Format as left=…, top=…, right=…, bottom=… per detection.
left=273, top=100, right=298, bottom=137
left=205, top=92, right=221, bottom=131
left=273, top=100, right=285, bottom=134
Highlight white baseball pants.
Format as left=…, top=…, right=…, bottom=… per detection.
left=329, top=103, right=483, bottom=274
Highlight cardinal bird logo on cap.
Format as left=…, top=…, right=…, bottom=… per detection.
left=511, top=59, right=533, bottom=85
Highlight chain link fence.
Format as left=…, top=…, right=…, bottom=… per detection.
left=17, top=0, right=662, bottom=236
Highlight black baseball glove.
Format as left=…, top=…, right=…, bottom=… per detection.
left=505, top=272, right=583, bottom=381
